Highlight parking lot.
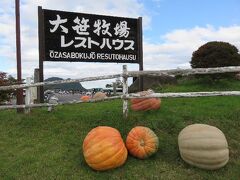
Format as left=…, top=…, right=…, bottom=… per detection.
left=54, top=93, right=82, bottom=103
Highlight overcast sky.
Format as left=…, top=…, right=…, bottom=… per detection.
left=0, top=0, right=240, bottom=88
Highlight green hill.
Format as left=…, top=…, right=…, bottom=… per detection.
left=44, top=77, right=86, bottom=91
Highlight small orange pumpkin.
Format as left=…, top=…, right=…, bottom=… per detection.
left=126, top=126, right=159, bottom=159
left=131, top=90, right=161, bottom=111
left=80, top=95, right=90, bottom=102
left=83, top=126, right=128, bottom=171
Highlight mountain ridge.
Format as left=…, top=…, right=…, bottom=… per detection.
left=44, top=77, right=86, bottom=91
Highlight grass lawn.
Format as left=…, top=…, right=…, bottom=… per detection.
left=1, top=77, right=240, bottom=179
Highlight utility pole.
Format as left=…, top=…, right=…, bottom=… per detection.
left=15, top=0, right=24, bottom=112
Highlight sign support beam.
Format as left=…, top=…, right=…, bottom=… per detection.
left=138, top=17, right=144, bottom=91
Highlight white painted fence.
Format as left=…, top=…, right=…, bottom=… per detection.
left=0, top=65, right=240, bottom=117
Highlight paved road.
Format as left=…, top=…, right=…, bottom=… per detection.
left=54, top=93, right=83, bottom=103
left=6, top=94, right=83, bottom=105
left=7, top=92, right=119, bottom=105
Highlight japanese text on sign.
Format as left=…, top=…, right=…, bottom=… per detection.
left=42, top=9, right=139, bottom=63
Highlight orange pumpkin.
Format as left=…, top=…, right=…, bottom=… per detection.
left=131, top=90, right=161, bottom=111
left=80, top=95, right=90, bottom=102
left=83, top=126, right=128, bottom=171
left=126, top=126, right=159, bottom=159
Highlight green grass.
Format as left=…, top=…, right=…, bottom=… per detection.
left=1, top=77, right=240, bottom=179
left=154, top=76, right=240, bottom=93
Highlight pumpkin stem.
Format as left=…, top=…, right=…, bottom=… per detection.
left=140, top=139, right=145, bottom=146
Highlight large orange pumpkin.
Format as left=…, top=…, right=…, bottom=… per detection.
left=131, top=90, right=161, bottom=111
left=80, top=95, right=90, bottom=102
left=126, top=126, right=159, bottom=159
left=83, top=126, right=128, bottom=171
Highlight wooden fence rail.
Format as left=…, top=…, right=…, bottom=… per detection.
left=126, top=91, right=240, bottom=98
left=0, top=74, right=121, bottom=91
left=0, top=96, right=122, bottom=110
left=1, top=65, right=240, bottom=116
left=127, top=66, right=240, bottom=77
left=1, top=66, right=240, bottom=91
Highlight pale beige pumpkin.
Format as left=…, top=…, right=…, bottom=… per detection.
left=178, top=124, right=229, bottom=170
left=83, top=126, right=127, bottom=171
left=93, top=92, right=107, bottom=100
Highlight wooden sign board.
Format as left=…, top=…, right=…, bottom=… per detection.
left=39, top=8, right=141, bottom=63
left=38, top=7, right=143, bottom=102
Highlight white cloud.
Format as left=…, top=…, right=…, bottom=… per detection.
left=143, top=25, right=240, bottom=70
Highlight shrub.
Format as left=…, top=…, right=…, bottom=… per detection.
left=190, top=41, right=240, bottom=80
left=0, top=72, right=16, bottom=104
left=191, top=41, right=240, bottom=68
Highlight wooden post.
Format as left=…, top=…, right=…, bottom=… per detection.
left=138, top=17, right=143, bottom=91
left=24, top=77, right=31, bottom=114
left=113, top=82, right=117, bottom=96
left=38, top=6, right=45, bottom=103
left=47, top=105, right=54, bottom=112
left=34, top=68, right=39, bottom=103
left=122, top=65, right=128, bottom=118
left=15, top=0, right=24, bottom=113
